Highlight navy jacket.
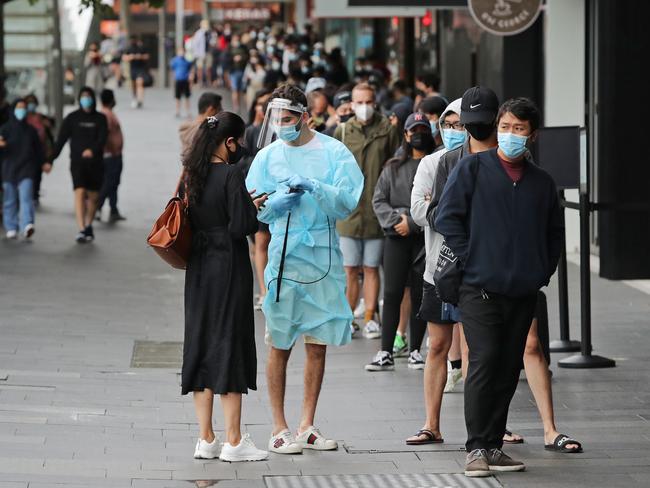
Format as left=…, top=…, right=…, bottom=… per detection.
left=0, top=118, right=44, bottom=184
left=434, top=148, right=564, bottom=297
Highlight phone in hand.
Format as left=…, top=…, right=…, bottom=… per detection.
left=253, top=190, right=276, bottom=200
left=287, top=187, right=304, bottom=194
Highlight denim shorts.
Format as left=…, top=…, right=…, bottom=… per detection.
left=339, top=237, right=384, bottom=268
left=230, top=70, right=245, bottom=92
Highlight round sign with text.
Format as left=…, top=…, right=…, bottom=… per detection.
left=468, top=0, right=543, bottom=36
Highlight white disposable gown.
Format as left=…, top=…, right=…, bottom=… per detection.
left=246, top=131, right=364, bottom=350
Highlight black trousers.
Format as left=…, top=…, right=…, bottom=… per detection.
left=459, top=283, right=537, bottom=452
left=98, top=155, right=123, bottom=213
left=380, top=234, right=427, bottom=353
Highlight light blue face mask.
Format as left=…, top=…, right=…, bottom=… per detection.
left=27, top=103, right=37, bottom=113
left=430, top=121, right=440, bottom=139
left=80, top=96, right=94, bottom=109
left=14, top=107, right=27, bottom=121
left=498, top=132, right=528, bottom=159
left=275, top=120, right=302, bottom=142
left=441, top=128, right=467, bottom=151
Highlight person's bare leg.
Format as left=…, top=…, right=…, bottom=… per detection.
left=362, top=266, right=380, bottom=319
left=298, top=343, right=326, bottom=433
left=131, top=79, right=137, bottom=98
left=448, top=323, right=461, bottom=362
left=184, top=97, right=191, bottom=117
left=397, top=287, right=411, bottom=337
left=220, top=392, right=242, bottom=446
left=267, top=346, right=292, bottom=435
left=407, top=323, right=452, bottom=442
left=136, top=78, right=145, bottom=104
left=74, top=188, right=86, bottom=230
left=345, top=266, right=361, bottom=312
left=524, top=320, right=579, bottom=450
left=175, top=98, right=181, bottom=116
left=254, top=230, right=270, bottom=297
left=84, top=191, right=99, bottom=227
left=459, top=323, right=469, bottom=380
left=193, top=389, right=215, bottom=442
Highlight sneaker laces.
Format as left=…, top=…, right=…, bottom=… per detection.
left=373, top=350, right=391, bottom=362
left=468, top=448, right=488, bottom=460
left=365, top=320, right=380, bottom=333
left=409, top=350, right=424, bottom=362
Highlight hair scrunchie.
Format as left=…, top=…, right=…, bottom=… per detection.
left=206, top=115, right=219, bottom=129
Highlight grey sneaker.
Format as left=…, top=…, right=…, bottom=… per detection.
left=465, top=449, right=491, bottom=477
left=487, top=448, right=525, bottom=472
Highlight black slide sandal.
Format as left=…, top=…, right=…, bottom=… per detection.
left=545, top=434, right=583, bottom=453
left=406, top=429, right=444, bottom=445
left=503, top=429, right=524, bottom=444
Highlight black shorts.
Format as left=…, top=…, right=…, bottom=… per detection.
left=417, top=280, right=456, bottom=325
left=71, top=159, right=104, bottom=191
left=175, top=80, right=191, bottom=99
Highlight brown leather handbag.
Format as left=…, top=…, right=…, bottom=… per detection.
left=147, top=172, right=192, bottom=269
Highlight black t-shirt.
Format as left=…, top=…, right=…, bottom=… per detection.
left=126, top=45, right=147, bottom=70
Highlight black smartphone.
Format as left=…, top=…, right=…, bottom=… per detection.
left=288, top=187, right=304, bottom=194
left=253, top=190, right=275, bottom=199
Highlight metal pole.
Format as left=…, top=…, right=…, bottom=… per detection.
left=157, top=2, right=167, bottom=88
left=51, top=0, right=64, bottom=127
left=175, top=0, right=184, bottom=51
left=549, top=190, right=581, bottom=353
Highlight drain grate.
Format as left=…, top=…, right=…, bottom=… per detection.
left=265, top=474, right=503, bottom=488
left=130, top=340, right=183, bottom=368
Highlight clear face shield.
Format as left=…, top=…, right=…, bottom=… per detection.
left=257, top=98, right=307, bottom=148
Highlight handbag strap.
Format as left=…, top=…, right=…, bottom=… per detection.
left=174, top=170, right=189, bottom=206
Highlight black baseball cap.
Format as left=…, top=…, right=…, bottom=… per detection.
left=418, top=96, right=448, bottom=117
left=404, top=112, right=431, bottom=132
left=333, top=91, right=351, bottom=108
left=460, top=86, right=499, bottom=125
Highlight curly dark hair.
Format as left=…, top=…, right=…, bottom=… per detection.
left=270, top=83, right=307, bottom=108
left=182, top=111, right=246, bottom=207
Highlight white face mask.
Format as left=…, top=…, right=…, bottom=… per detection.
left=354, top=104, right=374, bottom=122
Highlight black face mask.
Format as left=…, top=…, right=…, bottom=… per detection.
left=227, top=141, right=246, bottom=164
left=339, top=113, right=352, bottom=123
left=409, top=131, right=434, bottom=152
left=464, top=123, right=495, bottom=141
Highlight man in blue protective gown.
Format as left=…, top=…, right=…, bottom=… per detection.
left=246, top=84, right=364, bottom=455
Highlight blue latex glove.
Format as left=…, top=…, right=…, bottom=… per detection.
left=267, top=191, right=303, bottom=214
left=282, top=175, right=315, bottom=193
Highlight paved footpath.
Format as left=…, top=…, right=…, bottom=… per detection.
left=1, top=88, right=650, bottom=488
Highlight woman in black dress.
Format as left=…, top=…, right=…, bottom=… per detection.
left=182, top=111, right=268, bottom=462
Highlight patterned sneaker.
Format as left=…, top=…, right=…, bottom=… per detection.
left=363, top=319, right=381, bottom=339
left=486, top=448, right=525, bottom=472
left=295, top=426, right=338, bottom=451
left=219, top=433, right=268, bottom=462
left=193, top=436, right=220, bottom=459
left=465, top=448, right=491, bottom=477
left=407, top=350, right=425, bottom=370
left=393, top=333, right=408, bottom=358
left=365, top=351, right=395, bottom=371
left=268, top=429, right=303, bottom=454
left=350, top=321, right=360, bottom=337
left=444, top=361, right=463, bottom=393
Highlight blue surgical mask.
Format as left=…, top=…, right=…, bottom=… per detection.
left=14, top=107, right=27, bottom=121
left=441, top=128, right=467, bottom=151
left=27, top=103, right=37, bottom=113
left=80, top=96, right=94, bottom=109
left=498, top=132, right=528, bottom=159
left=275, top=120, right=302, bottom=142
left=430, top=122, right=440, bottom=140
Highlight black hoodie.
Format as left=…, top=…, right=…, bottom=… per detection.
left=51, top=88, right=107, bottom=165
left=0, top=113, right=44, bottom=184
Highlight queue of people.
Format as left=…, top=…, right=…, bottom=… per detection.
left=177, top=70, right=583, bottom=477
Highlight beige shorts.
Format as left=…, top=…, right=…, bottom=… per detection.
left=264, top=328, right=326, bottom=348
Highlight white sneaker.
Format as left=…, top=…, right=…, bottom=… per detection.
left=295, top=426, right=338, bottom=451
left=23, top=224, right=35, bottom=239
left=407, top=350, right=426, bottom=370
left=5, top=230, right=18, bottom=240
left=219, top=433, right=268, bottom=462
left=350, top=321, right=360, bottom=337
left=353, top=298, right=365, bottom=319
left=363, top=319, right=381, bottom=339
left=444, top=361, right=463, bottom=393
left=131, top=99, right=138, bottom=109
left=193, top=436, right=220, bottom=459
left=268, top=429, right=303, bottom=454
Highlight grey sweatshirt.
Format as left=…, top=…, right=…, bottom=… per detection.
left=410, top=98, right=463, bottom=284
left=372, top=157, right=422, bottom=236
